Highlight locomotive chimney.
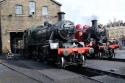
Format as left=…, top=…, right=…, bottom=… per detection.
left=58, top=12, right=65, bottom=21
left=92, top=19, right=98, bottom=29
left=91, top=15, right=98, bottom=30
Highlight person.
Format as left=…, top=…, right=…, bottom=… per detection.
left=75, top=24, right=83, bottom=42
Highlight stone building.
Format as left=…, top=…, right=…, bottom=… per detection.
left=107, top=26, right=125, bottom=47
left=0, top=0, right=61, bottom=54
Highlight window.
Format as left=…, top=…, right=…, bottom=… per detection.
left=29, top=1, right=35, bottom=15
left=42, top=6, right=48, bottom=16
left=15, top=5, right=23, bottom=15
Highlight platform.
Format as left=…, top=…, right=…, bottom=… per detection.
left=114, top=50, right=125, bottom=59
left=92, top=75, right=125, bottom=83
left=85, top=59, right=125, bottom=77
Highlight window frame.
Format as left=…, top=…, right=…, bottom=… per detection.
left=29, top=1, right=36, bottom=15
left=15, top=4, right=23, bottom=15
left=42, top=6, right=48, bottom=16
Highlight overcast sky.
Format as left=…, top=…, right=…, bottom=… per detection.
left=56, top=0, right=125, bottom=25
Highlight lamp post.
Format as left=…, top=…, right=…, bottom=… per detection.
left=0, top=0, right=6, bottom=54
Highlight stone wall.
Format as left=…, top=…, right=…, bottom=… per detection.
left=107, top=26, right=125, bottom=48
left=1, top=0, right=61, bottom=52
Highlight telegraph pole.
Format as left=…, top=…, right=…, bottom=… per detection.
left=0, top=0, right=5, bottom=54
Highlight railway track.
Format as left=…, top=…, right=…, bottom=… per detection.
left=65, top=59, right=125, bottom=83
left=47, top=50, right=125, bottom=82
left=86, top=49, right=125, bottom=63
left=89, top=58, right=125, bottom=63
left=102, top=50, right=125, bottom=62
left=0, top=58, right=101, bottom=83
left=0, top=54, right=125, bottom=83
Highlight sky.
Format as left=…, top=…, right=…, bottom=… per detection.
left=56, top=0, right=125, bottom=25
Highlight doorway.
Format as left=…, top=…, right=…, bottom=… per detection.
left=10, top=32, right=23, bottom=54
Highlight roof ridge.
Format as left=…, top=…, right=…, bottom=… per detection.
left=50, top=0, right=62, bottom=6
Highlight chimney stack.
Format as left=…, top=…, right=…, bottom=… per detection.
left=92, top=19, right=98, bottom=29
left=91, top=15, right=98, bottom=30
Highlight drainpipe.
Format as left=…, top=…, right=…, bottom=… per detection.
left=0, top=0, right=6, bottom=54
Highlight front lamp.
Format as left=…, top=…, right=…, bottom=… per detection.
left=50, top=43, right=59, bottom=49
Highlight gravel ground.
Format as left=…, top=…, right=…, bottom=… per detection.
left=0, top=56, right=100, bottom=83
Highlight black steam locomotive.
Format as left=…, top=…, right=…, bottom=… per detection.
left=23, top=12, right=92, bottom=68
left=75, top=19, right=119, bottom=59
